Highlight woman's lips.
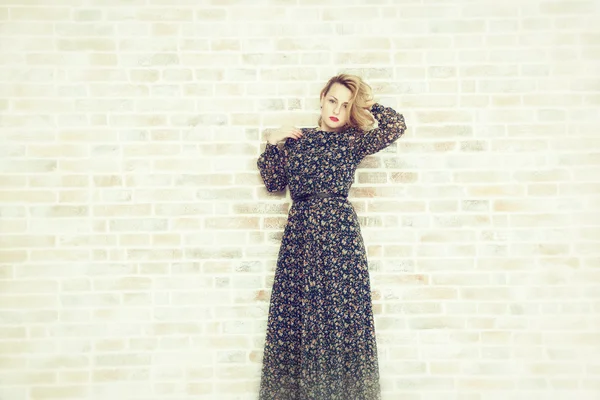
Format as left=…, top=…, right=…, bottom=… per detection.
left=329, top=116, right=339, bottom=122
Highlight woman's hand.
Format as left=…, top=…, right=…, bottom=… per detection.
left=266, top=126, right=303, bottom=145
left=363, top=98, right=376, bottom=110
left=362, top=100, right=376, bottom=123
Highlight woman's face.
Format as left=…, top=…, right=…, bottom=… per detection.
left=319, top=83, right=352, bottom=132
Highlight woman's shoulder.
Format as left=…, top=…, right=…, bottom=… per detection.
left=300, top=127, right=318, bottom=134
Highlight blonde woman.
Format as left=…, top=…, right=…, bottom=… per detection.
left=257, top=74, right=407, bottom=399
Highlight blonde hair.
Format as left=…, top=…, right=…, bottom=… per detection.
left=318, top=73, right=375, bottom=132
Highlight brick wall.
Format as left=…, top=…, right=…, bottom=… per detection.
left=1, top=0, right=599, bottom=399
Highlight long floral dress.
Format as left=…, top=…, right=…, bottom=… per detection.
left=257, top=103, right=406, bottom=400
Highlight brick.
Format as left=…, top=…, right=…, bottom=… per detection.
left=30, top=385, right=88, bottom=399
left=205, top=217, right=259, bottom=230
left=467, top=185, right=525, bottom=197
left=1, top=371, right=56, bottom=385
left=9, top=7, right=70, bottom=20
left=0, top=327, right=26, bottom=341
left=232, top=203, right=288, bottom=215
left=367, top=200, right=426, bottom=213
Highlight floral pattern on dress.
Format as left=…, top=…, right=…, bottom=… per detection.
left=257, top=103, right=406, bottom=400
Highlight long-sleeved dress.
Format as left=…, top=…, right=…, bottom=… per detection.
left=256, top=103, right=406, bottom=400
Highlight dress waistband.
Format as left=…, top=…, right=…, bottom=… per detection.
left=292, top=192, right=347, bottom=202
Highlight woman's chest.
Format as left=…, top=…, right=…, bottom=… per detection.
left=286, top=134, right=356, bottom=176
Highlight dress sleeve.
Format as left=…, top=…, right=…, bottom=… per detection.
left=352, top=103, right=407, bottom=160
left=257, top=141, right=287, bottom=192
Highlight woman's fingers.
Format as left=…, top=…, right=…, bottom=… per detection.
left=290, top=128, right=303, bottom=139
left=275, top=126, right=303, bottom=140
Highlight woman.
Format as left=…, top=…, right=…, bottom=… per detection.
left=257, top=74, right=407, bottom=399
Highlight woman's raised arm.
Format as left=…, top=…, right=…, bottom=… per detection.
left=352, top=103, right=407, bottom=160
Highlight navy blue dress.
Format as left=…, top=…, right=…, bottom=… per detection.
left=257, top=103, right=406, bottom=399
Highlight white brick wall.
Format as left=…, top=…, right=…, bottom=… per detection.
left=1, top=0, right=599, bottom=399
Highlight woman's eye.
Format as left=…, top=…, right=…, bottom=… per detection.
left=329, top=99, right=335, bottom=103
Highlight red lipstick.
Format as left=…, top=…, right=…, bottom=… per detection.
left=329, top=116, right=339, bottom=122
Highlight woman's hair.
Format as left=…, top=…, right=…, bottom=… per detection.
left=318, top=73, right=375, bottom=132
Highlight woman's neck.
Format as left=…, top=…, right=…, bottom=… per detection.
left=318, top=123, right=342, bottom=133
